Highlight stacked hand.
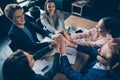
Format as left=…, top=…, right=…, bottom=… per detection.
left=50, top=34, right=61, bottom=53
left=59, top=35, right=67, bottom=54
left=62, top=31, right=73, bottom=41
left=50, top=31, right=76, bottom=54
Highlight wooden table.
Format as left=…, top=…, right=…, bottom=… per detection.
left=64, top=15, right=97, bottom=30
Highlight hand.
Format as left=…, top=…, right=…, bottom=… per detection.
left=50, top=35, right=61, bottom=53
left=51, top=34, right=61, bottom=40
left=65, top=39, right=76, bottom=48
left=59, top=35, right=67, bottom=54
left=62, top=31, right=73, bottom=41
left=55, top=30, right=63, bottom=34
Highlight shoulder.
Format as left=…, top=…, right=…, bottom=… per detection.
left=8, top=24, right=20, bottom=34
left=41, top=11, right=48, bottom=17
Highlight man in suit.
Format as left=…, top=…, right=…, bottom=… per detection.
left=60, top=36, right=120, bottom=80
left=4, top=4, right=53, bottom=53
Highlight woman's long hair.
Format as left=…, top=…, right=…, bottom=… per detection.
left=102, top=17, right=119, bottom=38
left=44, top=0, right=57, bottom=14
left=2, top=50, right=35, bottom=80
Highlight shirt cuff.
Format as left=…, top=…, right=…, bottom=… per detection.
left=48, top=33, right=53, bottom=37
left=62, top=54, right=67, bottom=56
left=75, top=44, right=78, bottom=49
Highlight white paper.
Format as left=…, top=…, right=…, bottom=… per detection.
left=32, top=60, right=52, bottom=75
left=66, top=47, right=77, bottom=64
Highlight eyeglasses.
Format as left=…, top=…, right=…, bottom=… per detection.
left=98, top=48, right=109, bottom=61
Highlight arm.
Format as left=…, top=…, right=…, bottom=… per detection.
left=72, top=38, right=102, bottom=48
left=43, top=53, right=60, bottom=80
left=40, top=12, right=56, bottom=33
left=61, top=55, right=82, bottom=80
left=10, top=34, right=50, bottom=52
left=33, top=46, right=52, bottom=60
left=41, top=35, right=62, bottom=80
left=73, top=31, right=112, bottom=48
left=34, top=53, right=60, bottom=80
left=71, top=28, right=95, bottom=39
left=76, top=45, right=98, bottom=58
left=28, top=21, right=53, bottom=37
left=86, top=36, right=112, bottom=48
left=66, top=39, right=98, bottom=58
left=60, top=35, right=82, bottom=80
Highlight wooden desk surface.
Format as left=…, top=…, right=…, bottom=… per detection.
left=64, top=15, right=97, bottom=30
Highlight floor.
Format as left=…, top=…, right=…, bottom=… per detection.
left=0, top=36, right=13, bottom=80
left=0, top=10, right=119, bottom=80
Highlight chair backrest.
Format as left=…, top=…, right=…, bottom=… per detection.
left=36, top=18, right=44, bottom=28
left=9, top=41, right=18, bottom=52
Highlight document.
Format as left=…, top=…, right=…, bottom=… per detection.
left=66, top=47, right=77, bottom=64
left=32, top=60, right=52, bottom=75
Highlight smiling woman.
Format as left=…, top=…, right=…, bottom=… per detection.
left=40, top=0, right=66, bottom=33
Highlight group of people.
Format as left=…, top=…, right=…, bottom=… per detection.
left=2, top=0, right=120, bottom=80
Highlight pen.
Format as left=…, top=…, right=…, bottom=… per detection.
left=41, top=65, right=49, bottom=72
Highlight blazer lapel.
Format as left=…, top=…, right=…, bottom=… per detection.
left=13, top=25, right=34, bottom=43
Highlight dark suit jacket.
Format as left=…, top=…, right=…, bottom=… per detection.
left=32, top=46, right=60, bottom=80
left=8, top=21, right=52, bottom=52
left=61, top=45, right=120, bottom=80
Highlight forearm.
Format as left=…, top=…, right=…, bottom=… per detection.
left=72, top=29, right=92, bottom=39
left=33, top=46, right=51, bottom=60
left=61, top=56, right=82, bottom=80
left=76, top=45, right=98, bottom=57
left=72, top=39, right=99, bottom=48
left=43, top=53, right=60, bottom=79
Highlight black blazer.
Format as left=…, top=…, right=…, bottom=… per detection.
left=8, top=21, right=52, bottom=52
